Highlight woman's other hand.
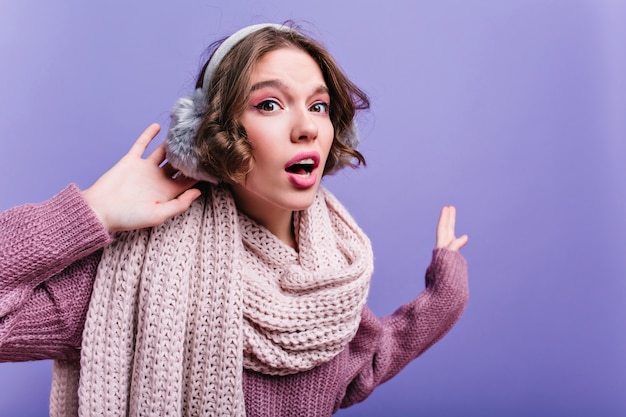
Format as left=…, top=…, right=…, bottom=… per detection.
left=435, top=206, right=469, bottom=251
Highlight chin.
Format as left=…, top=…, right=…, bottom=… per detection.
left=285, top=187, right=319, bottom=211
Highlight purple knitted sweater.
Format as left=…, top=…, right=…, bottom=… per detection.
left=0, top=184, right=469, bottom=416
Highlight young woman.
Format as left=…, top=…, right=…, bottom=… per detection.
left=0, top=23, right=469, bottom=417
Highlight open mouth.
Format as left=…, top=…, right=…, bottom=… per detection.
left=285, top=158, right=316, bottom=176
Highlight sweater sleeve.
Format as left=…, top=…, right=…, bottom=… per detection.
left=0, top=184, right=111, bottom=362
left=338, top=248, right=469, bottom=409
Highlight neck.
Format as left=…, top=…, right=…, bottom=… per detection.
left=229, top=185, right=297, bottom=250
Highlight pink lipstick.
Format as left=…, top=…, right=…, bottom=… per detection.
left=284, top=151, right=320, bottom=189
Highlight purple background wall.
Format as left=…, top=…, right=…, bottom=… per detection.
left=1, top=0, right=625, bottom=416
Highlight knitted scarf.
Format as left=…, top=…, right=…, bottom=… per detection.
left=49, top=184, right=373, bottom=416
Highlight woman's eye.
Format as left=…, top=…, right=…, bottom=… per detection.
left=255, top=100, right=279, bottom=112
left=310, top=102, right=330, bottom=114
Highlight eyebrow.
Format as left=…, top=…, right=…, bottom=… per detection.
left=249, top=79, right=329, bottom=95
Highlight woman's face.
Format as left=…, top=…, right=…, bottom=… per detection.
left=231, top=46, right=334, bottom=224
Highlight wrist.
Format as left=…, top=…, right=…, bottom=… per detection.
left=81, top=187, right=110, bottom=232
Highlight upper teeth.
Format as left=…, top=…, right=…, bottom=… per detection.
left=296, top=158, right=314, bottom=165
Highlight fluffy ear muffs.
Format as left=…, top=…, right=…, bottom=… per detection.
left=339, top=120, right=359, bottom=152
left=164, top=23, right=359, bottom=182
left=165, top=88, right=217, bottom=183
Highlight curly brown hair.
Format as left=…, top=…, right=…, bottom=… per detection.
left=192, top=24, right=370, bottom=184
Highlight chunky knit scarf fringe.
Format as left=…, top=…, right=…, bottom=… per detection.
left=49, top=185, right=373, bottom=417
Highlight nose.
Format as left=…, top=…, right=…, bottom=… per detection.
left=290, top=108, right=318, bottom=143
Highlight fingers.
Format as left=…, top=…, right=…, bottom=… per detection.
left=154, top=188, right=202, bottom=220
left=177, top=188, right=202, bottom=208
left=128, top=126, right=190, bottom=181
left=147, top=142, right=167, bottom=165
left=136, top=129, right=183, bottom=179
left=169, top=175, right=199, bottom=197
left=435, top=205, right=468, bottom=251
left=448, top=234, right=469, bottom=251
left=435, top=206, right=455, bottom=248
left=128, top=123, right=161, bottom=158
left=147, top=145, right=196, bottom=187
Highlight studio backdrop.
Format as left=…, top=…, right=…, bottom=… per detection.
left=1, top=0, right=625, bottom=416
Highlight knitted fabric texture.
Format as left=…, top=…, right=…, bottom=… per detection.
left=49, top=185, right=373, bottom=416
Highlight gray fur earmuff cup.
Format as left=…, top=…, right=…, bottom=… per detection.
left=165, top=88, right=217, bottom=183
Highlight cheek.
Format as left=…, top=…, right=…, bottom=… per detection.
left=247, top=141, right=276, bottom=174
left=322, top=124, right=335, bottom=151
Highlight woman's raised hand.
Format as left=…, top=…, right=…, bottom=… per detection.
left=435, top=206, right=469, bottom=251
left=82, top=123, right=201, bottom=232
